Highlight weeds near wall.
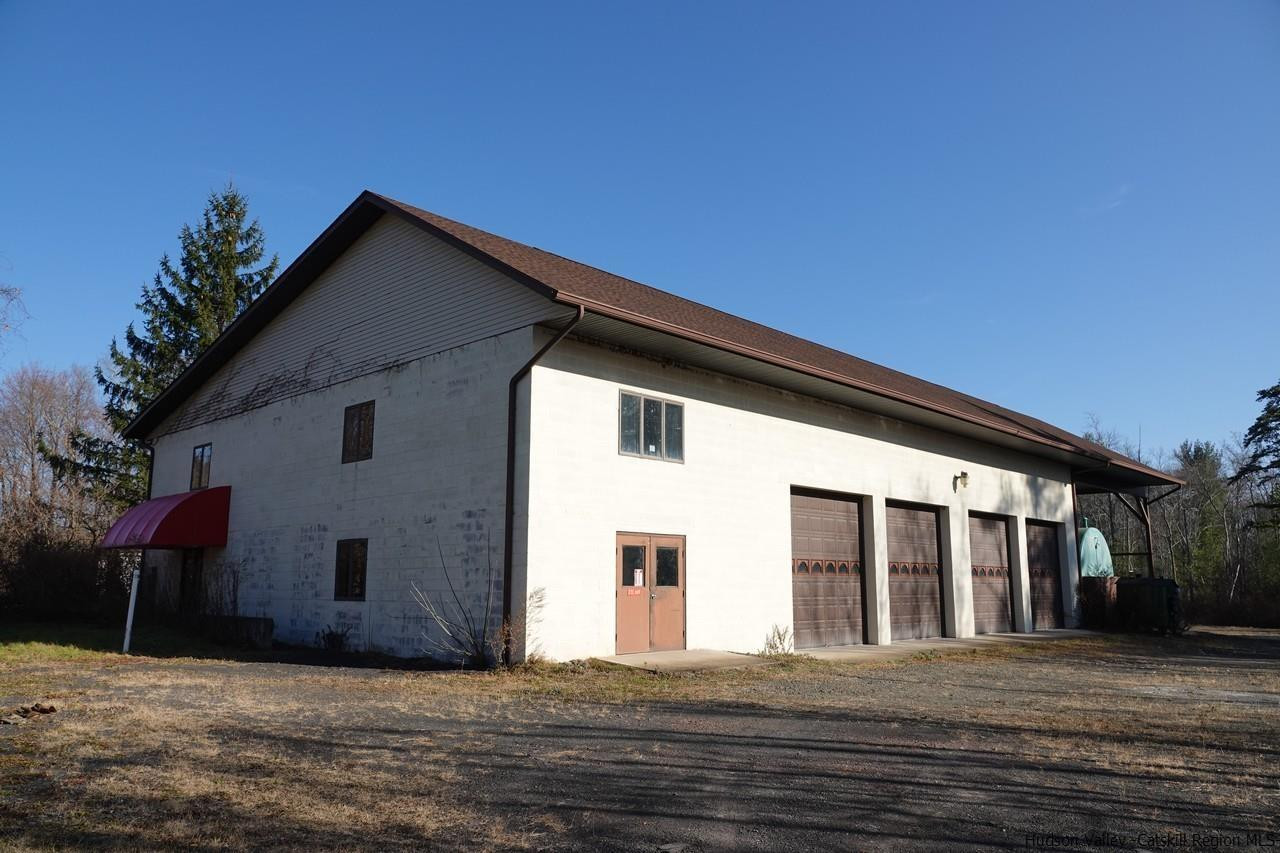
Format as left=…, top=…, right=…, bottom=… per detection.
left=205, top=558, right=243, bottom=618
left=315, top=624, right=352, bottom=653
left=410, top=535, right=498, bottom=669
left=496, top=586, right=546, bottom=665
left=759, top=624, right=795, bottom=657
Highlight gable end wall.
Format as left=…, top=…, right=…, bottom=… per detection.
left=153, top=213, right=565, bottom=437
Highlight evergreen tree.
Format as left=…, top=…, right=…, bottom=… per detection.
left=1237, top=380, right=1280, bottom=513
left=46, top=185, right=277, bottom=510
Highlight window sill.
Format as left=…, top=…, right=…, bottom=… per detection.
left=618, top=451, right=685, bottom=465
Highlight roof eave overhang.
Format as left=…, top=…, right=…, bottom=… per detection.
left=552, top=300, right=1182, bottom=492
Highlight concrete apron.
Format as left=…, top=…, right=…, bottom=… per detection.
left=598, top=649, right=777, bottom=673
left=801, top=628, right=1099, bottom=662
left=598, top=629, right=1097, bottom=673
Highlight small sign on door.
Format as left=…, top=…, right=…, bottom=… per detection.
left=633, top=568, right=644, bottom=587
left=627, top=587, right=642, bottom=596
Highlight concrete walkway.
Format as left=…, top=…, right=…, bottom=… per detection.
left=598, top=649, right=776, bottom=673
left=598, top=629, right=1097, bottom=672
left=802, top=628, right=1098, bottom=663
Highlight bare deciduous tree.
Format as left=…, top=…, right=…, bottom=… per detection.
left=0, top=364, right=111, bottom=547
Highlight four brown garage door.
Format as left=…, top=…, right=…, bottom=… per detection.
left=1027, top=521, right=1065, bottom=629
left=968, top=514, right=1013, bottom=634
left=790, top=492, right=864, bottom=648
left=886, top=503, right=944, bottom=640
left=792, top=492, right=1068, bottom=640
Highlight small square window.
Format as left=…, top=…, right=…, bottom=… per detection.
left=189, top=443, right=212, bottom=490
left=334, top=538, right=368, bottom=601
left=621, top=544, right=645, bottom=587
left=342, top=401, right=375, bottom=463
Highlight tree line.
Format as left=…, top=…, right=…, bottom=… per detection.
left=1080, top=388, right=1280, bottom=626
left=0, top=186, right=1277, bottom=626
left=0, top=186, right=276, bottom=616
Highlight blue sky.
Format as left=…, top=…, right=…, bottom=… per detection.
left=2, top=1, right=1277, bottom=457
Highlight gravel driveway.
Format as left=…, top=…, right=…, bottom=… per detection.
left=1, top=628, right=1277, bottom=851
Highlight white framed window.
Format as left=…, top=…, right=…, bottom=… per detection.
left=619, top=391, right=683, bottom=462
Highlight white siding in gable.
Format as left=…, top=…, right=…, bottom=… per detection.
left=154, top=214, right=564, bottom=437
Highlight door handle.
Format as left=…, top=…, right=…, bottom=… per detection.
left=650, top=592, right=656, bottom=600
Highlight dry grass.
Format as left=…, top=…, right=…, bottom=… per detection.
left=1, top=628, right=1277, bottom=851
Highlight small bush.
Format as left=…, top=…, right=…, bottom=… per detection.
left=315, top=624, right=352, bottom=653
left=759, top=624, right=795, bottom=657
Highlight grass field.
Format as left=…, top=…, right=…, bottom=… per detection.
left=1, top=623, right=1277, bottom=851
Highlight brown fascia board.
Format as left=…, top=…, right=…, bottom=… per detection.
left=564, top=296, right=1082, bottom=453
left=557, top=295, right=1182, bottom=486
left=125, top=191, right=1182, bottom=490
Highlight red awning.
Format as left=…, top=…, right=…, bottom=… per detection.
left=100, top=486, right=231, bottom=549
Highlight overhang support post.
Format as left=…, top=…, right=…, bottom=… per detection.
left=123, top=566, right=140, bottom=653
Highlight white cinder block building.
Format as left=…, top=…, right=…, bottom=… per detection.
left=103, top=191, right=1179, bottom=661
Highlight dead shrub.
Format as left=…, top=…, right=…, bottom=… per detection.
left=759, top=624, right=796, bottom=657
left=0, top=537, right=133, bottom=618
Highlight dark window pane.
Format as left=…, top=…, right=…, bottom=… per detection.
left=190, top=444, right=211, bottom=490
left=350, top=540, right=367, bottom=598
left=619, top=394, right=641, bottom=454
left=621, top=544, right=645, bottom=587
left=335, top=542, right=349, bottom=597
left=663, top=403, right=683, bottom=461
left=342, top=402, right=375, bottom=463
left=642, top=398, right=662, bottom=457
left=335, top=538, right=368, bottom=600
left=656, top=547, right=679, bottom=586
left=342, top=407, right=359, bottom=462
left=359, top=404, right=375, bottom=459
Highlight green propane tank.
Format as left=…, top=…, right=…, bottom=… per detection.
left=1078, top=521, right=1115, bottom=578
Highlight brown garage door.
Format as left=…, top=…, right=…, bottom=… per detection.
left=887, top=503, right=944, bottom=640
left=968, top=515, right=1012, bottom=634
left=1027, top=521, right=1064, bottom=629
left=791, top=492, right=864, bottom=648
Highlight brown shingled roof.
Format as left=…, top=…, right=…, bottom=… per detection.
left=371, top=193, right=1175, bottom=486
left=126, top=190, right=1177, bottom=489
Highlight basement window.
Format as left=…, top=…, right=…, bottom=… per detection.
left=334, top=538, right=368, bottom=601
left=342, top=401, right=375, bottom=463
left=619, top=392, right=683, bottom=462
left=189, top=443, right=212, bottom=490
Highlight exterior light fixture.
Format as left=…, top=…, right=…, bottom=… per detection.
left=953, top=471, right=970, bottom=490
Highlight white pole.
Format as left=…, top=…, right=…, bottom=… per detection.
left=123, top=567, right=140, bottom=653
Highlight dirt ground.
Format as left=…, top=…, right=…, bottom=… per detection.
left=1, top=628, right=1277, bottom=851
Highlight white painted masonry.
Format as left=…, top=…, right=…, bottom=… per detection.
left=147, top=328, right=532, bottom=655
left=523, top=337, right=1081, bottom=662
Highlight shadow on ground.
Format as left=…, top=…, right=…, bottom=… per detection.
left=2, top=627, right=1277, bottom=851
